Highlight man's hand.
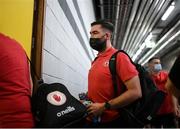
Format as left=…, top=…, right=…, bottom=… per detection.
left=172, top=95, right=180, bottom=117
left=87, top=102, right=105, bottom=117
left=174, top=105, right=180, bottom=117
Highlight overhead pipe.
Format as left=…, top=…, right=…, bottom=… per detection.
left=141, top=29, right=180, bottom=65
left=125, top=0, right=152, bottom=53
left=123, top=0, right=147, bottom=50
left=116, top=0, right=132, bottom=49
left=131, top=0, right=171, bottom=60
left=120, top=0, right=141, bottom=50
left=127, top=0, right=158, bottom=55
left=108, top=0, right=111, bottom=20
left=123, top=0, right=147, bottom=51
left=128, top=0, right=163, bottom=55
left=100, top=0, right=104, bottom=19
left=139, top=19, right=180, bottom=63
left=129, top=0, right=171, bottom=56
left=111, top=0, right=116, bottom=22
left=112, top=0, right=121, bottom=46
left=115, top=0, right=125, bottom=48
left=129, top=0, right=169, bottom=56
left=138, top=19, right=180, bottom=64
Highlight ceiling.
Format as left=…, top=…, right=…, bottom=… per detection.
left=93, top=0, right=180, bottom=65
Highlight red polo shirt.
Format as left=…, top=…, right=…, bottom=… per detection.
left=151, top=71, right=174, bottom=115
left=88, top=47, right=138, bottom=122
left=0, top=33, right=34, bottom=127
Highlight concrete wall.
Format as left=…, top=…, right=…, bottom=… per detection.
left=42, top=0, right=95, bottom=98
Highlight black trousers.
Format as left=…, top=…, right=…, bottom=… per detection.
left=84, top=117, right=142, bottom=128
left=150, top=113, right=176, bottom=128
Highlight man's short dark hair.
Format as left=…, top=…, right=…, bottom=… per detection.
left=148, top=57, right=160, bottom=63
left=91, top=20, right=114, bottom=33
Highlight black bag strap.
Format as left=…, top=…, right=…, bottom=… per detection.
left=109, top=50, right=134, bottom=97
left=109, top=50, right=143, bottom=123
left=109, top=51, right=119, bottom=97
left=26, top=55, right=44, bottom=85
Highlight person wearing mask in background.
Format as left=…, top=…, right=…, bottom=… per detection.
left=86, top=20, right=142, bottom=128
left=0, top=33, right=34, bottom=128
left=148, top=57, right=179, bottom=128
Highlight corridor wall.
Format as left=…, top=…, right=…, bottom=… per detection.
left=42, top=0, right=95, bottom=98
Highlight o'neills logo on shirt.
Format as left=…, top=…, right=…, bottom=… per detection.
left=57, top=106, right=75, bottom=117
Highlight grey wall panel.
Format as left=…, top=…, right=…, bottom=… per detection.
left=42, top=0, right=95, bottom=98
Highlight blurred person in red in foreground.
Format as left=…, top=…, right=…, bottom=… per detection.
left=0, top=33, right=34, bottom=128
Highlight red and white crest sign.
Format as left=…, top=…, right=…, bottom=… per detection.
left=47, top=91, right=66, bottom=106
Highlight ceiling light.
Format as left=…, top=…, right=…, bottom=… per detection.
left=145, top=33, right=152, bottom=42
left=161, top=2, right=175, bottom=21
left=144, top=33, right=156, bottom=48
left=145, top=41, right=156, bottom=48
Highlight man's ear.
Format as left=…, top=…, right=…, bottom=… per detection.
left=106, top=32, right=111, bottom=40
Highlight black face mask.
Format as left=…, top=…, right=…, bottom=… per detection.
left=89, top=37, right=106, bottom=52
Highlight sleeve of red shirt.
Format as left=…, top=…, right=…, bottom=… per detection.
left=116, top=52, right=139, bottom=82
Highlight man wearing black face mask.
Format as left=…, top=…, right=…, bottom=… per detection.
left=86, top=20, right=142, bottom=127
left=89, top=34, right=106, bottom=52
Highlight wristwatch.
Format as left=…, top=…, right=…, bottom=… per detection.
left=104, top=102, right=111, bottom=109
